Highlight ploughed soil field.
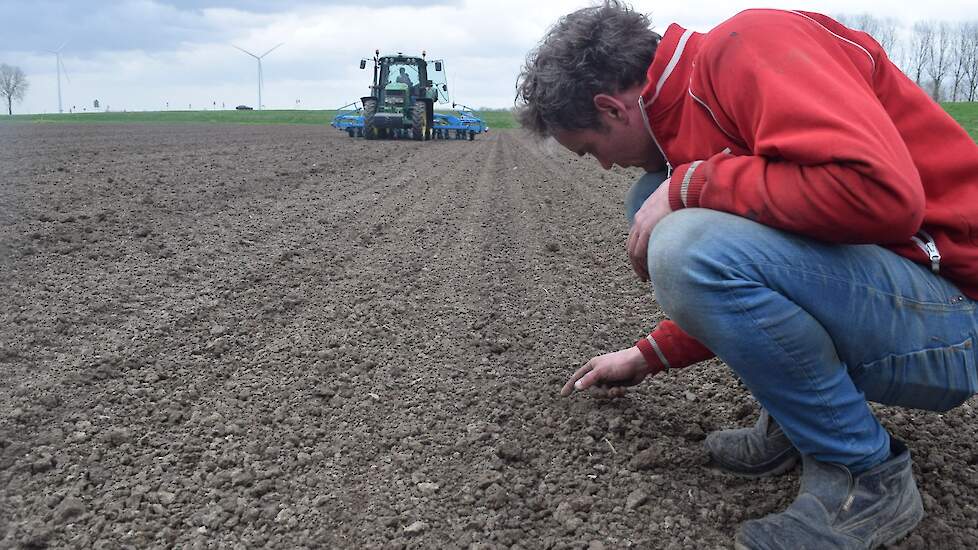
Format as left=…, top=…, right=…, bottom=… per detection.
left=1, top=123, right=977, bottom=549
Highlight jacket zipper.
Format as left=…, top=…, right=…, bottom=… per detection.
left=638, top=96, right=673, bottom=178
left=910, top=229, right=941, bottom=274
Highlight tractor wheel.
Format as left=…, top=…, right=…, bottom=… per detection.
left=412, top=102, right=429, bottom=141
left=363, top=99, right=379, bottom=140
left=347, top=128, right=355, bottom=138
left=469, top=130, right=475, bottom=141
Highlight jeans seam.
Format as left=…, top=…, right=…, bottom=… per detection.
left=729, top=260, right=975, bottom=312
left=724, top=263, right=855, bottom=452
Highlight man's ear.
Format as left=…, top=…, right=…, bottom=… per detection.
left=593, top=94, right=629, bottom=124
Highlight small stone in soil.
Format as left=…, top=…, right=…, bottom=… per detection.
left=496, top=441, right=524, bottom=462
left=57, top=497, right=85, bottom=522
left=103, top=428, right=132, bottom=446
left=626, top=489, right=649, bottom=510
left=403, top=520, right=427, bottom=535
left=629, top=447, right=660, bottom=471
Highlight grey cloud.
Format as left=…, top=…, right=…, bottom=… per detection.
left=158, top=0, right=459, bottom=12
left=3, top=0, right=461, bottom=55
left=4, top=1, right=227, bottom=54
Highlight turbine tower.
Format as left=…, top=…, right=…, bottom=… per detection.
left=233, top=43, right=283, bottom=110
left=47, top=42, right=70, bottom=114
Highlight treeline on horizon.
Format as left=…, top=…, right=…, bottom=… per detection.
left=835, top=13, right=978, bottom=102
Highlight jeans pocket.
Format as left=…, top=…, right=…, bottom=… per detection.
left=851, top=336, right=978, bottom=412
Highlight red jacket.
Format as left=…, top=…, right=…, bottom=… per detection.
left=638, top=9, right=978, bottom=373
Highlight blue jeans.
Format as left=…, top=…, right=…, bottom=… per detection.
left=626, top=173, right=978, bottom=472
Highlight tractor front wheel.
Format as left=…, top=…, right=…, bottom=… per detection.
left=412, top=102, right=429, bottom=141
left=363, top=99, right=379, bottom=140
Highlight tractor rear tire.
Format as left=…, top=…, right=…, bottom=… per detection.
left=412, top=102, right=429, bottom=141
left=363, top=99, right=379, bottom=140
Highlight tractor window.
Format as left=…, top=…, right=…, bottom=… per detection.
left=387, top=63, right=420, bottom=88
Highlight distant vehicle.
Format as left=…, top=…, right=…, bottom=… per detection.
left=235, top=105, right=254, bottom=110
left=330, top=50, right=488, bottom=141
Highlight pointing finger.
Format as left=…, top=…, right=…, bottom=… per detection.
left=575, top=367, right=605, bottom=392
left=560, top=360, right=594, bottom=396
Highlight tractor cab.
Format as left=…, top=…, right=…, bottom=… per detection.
left=382, top=58, right=421, bottom=92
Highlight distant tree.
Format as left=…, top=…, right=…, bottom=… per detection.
left=950, top=23, right=972, bottom=101
left=907, top=21, right=935, bottom=86
left=833, top=15, right=978, bottom=100
left=925, top=22, right=953, bottom=100
left=962, top=22, right=978, bottom=102
left=837, top=13, right=901, bottom=58
left=0, top=63, right=29, bottom=115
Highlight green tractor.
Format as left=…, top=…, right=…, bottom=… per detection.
left=359, top=51, right=447, bottom=140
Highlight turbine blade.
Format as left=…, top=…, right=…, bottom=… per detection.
left=60, top=57, right=71, bottom=83
left=232, top=44, right=259, bottom=58
left=260, top=42, right=284, bottom=58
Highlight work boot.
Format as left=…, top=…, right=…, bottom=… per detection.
left=705, top=409, right=799, bottom=477
left=734, top=438, right=924, bottom=550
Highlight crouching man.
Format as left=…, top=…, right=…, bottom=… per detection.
left=516, top=2, right=978, bottom=548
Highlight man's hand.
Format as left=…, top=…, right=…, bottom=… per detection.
left=560, top=346, right=651, bottom=398
left=627, top=177, right=673, bottom=281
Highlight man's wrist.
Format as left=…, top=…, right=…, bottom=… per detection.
left=635, top=335, right=667, bottom=374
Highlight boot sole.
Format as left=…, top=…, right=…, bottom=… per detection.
left=732, top=500, right=924, bottom=550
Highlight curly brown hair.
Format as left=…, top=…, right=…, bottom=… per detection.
left=515, top=0, right=660, bottom=137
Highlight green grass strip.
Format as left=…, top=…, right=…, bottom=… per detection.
left=2, top=103, right=975, bottom=140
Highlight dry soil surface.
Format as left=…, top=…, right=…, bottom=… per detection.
left=1, top=123, right=976, bottom=549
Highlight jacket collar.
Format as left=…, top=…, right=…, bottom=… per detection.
left=639, top=23, right=703, bottom=122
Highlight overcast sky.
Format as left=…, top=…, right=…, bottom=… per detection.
left=2, top=0, right=976, bottom=114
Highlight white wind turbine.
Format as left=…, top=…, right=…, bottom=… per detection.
left=233, top=43, right=283, bottom=110
left=47, top=42, right=70, bottom=113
